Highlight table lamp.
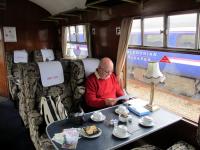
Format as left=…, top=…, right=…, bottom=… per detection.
left=143, top=62, right=165, bottom=111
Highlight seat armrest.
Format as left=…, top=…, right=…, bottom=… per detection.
left=74, top=86, right=85, bottom=99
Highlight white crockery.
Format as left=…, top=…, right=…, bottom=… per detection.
left=139, top=116, right=154, bottom=127
left=93, top=111, right=104, bottom=120
left=115, top=105, right=129, bottom=115
left=114, top=125, right=128, bottom=137
left=142, top=116, right=153, bottom=125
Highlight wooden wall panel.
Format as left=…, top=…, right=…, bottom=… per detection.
left=0, top=0, right=59, bottom=97
left=3, top=0, right=58, bottom=52
left=91, top=18, right=122, bottom=64
left=0, top=29, right=8, bottom=97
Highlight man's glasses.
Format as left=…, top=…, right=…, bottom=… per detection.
left=99, top=67, right=113, bottom=74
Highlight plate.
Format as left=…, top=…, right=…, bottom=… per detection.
left=90, top=115, right=106, bottom=122
left=80, top=127, right=102, bottom=138
left=112, top=129, right=130, bottom=139
left=115, top=108, right=129, bottom=115
left=139, top=119, right=154, bottom=127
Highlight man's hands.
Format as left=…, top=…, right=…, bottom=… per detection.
left=105, top=98, right=117, bottom=106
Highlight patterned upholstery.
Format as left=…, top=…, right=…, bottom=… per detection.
left=131, top=144, right=162, bottom=150
left=69, top=59, right=85, bottom=113
left=69, top=58, right=100, bottom=113
left=22, top=61, right=73, bottom=150
left=166, top=141, right=195, bottom=150
left=6, top=52, right=21, bottom=101
left=6, top=52, right=30, bottom=127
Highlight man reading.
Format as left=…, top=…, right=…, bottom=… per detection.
left=85, top=57, right=124, bottom=110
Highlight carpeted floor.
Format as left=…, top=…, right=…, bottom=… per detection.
left=0, top=96, right=35, bottom=150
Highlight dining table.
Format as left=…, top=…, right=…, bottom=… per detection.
left=46, top=99, right=182, bottom=150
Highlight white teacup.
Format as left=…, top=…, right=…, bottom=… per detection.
left=115, top=125, right=127, bottom=137
left=93, top=111, right=103, bottom=120
left=141, top=116, right=153, bottom=125
left=117, top=105, right=128, bottom=114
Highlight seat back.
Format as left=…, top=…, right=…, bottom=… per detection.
left=69, top=58, right=100, bottom=112
left=23, top=61, right=72, bottom=114
left=6, top=51, right=32, bottom=127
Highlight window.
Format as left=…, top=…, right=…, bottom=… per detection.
left=63, top=25, right=88, bottom=59
left=128, top=13, right=199, bottom=50
left=126, top=13, right=200, bottom=123
left=143, top=17, right=164, bottom=47
left=167, top=13, right=197, bottom=49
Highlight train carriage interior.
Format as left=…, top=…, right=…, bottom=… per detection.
left=0, top=0, right=200, bottom=150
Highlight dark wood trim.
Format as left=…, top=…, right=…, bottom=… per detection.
left=0, top=28, right=9, bottom=97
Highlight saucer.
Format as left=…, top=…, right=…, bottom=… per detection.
left=90, top=114, right=106, bottom=122
left=139, top=119, right=154, bottom=127
left=115, top=108, right=129, bottom=115
left=112, top=129, right=130, bottom=138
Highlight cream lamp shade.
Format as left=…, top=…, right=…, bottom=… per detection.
left=144, top=62, right=165, bottom=84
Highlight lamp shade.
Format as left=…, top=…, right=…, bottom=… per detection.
left=144, top=62, right=165, bottom=84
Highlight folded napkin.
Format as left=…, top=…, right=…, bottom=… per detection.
left=37, top=61, right=64, bottom=87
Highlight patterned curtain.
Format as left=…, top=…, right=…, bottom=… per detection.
left=116, top=17, right=133, bottom=88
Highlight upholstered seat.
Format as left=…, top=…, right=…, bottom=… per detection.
left=6, top=51, right=30, bottom=127
left=22, top=61, right=73, bottom=150
left=130, top=144, right=162, bottom=150
left=69, top=58, right=100, bottom=113
left=166, top=141, right=195, bottom=150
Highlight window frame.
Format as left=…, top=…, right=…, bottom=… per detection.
left=128, top=11, right=200, bottom=54
left=63, top=24, right=89, bottom=59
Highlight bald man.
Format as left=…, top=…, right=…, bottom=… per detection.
left=84, top=57, right=124, bottom=110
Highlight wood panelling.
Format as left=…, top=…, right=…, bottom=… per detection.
left=2, top=0, right=58, bottom=51
left=91, top=18, right=121, bottom=63
left=0, top=0, right=59, bottom=97
left=0, top=29, right=8, bottom=97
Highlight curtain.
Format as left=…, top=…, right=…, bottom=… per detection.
left=116, top=17, right=133, bottom=88
left=61, top=26, right=67, bottom=58
left=85, top=24, right=92, bottom=57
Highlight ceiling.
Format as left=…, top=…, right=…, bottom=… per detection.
left=29, top=0, right=87, bottom=15
left=29, top=0, right=141, bottom=16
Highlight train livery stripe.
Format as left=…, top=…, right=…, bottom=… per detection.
left=169, top=57, right=200, bottom=66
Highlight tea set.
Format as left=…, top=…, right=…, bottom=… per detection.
left=90, top=105, right=155, bottom=139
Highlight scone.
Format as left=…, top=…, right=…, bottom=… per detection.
left=84, top=125, right=99, bottom=136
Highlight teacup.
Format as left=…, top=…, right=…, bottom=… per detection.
left=115, top=125, right=127, bottom=137
left=141, top=116, right=153, bottom=125
left=117, top=105, right=128, bottom=114
left=93, top=111, right=103, bottom=120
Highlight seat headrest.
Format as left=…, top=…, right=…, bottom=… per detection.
left=14, top=50, right=28, bottom=63
left=82, top=58, right=100, bottom=77
left=37, top=61, right=64, bottom=87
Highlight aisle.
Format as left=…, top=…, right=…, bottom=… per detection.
left=0, top=96, right=35, bottom=150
